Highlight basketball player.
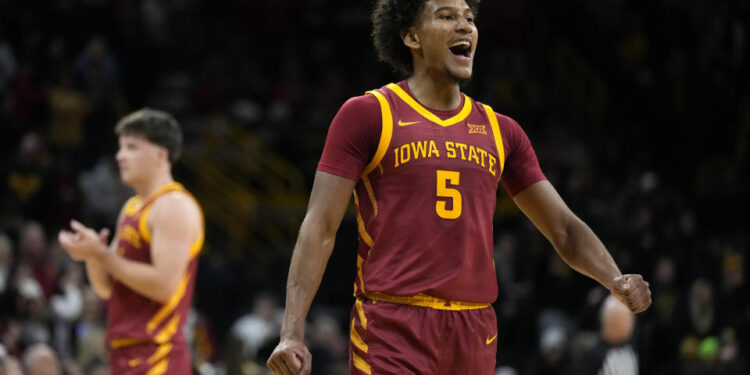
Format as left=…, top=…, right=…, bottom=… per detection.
left=267, top=1, right=652, bottom=374
left=58, top=109, right=203, bottom=375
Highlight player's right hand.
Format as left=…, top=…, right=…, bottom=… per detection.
left=266, top=338, right=311, bottom=375
left=58, top=220, right=110, bottom=261
left=611, top=274, right=652, bottom=313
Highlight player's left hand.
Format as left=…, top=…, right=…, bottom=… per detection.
left=58, top=220, right=110, bottom=261
left=611, top=274, right=652, bottom=313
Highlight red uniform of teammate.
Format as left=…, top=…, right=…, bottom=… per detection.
left=60, top=109, right=203, bottom=375
left=106, top=182, right=202, bottom=374
left=268, top=1, right=652, bottom=374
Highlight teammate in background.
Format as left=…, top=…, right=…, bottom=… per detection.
left=267, top=0, right=652, bottom=374
left=58, top=109, right=204, bottom=375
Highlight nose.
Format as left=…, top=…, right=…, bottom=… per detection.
left=456, top=16, right=473, bottom=33
left=115, top=148, right=124, bottom=162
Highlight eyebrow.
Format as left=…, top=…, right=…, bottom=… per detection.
left=434, top=6, right=474, bottom=14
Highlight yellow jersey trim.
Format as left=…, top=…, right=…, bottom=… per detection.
left=484, top=105, right=506, bottom=178
left=361, top=175, right=378, bottom=216
left=355, top=299, right=368, bottom=329
left=350, top=318, right=368, bottom=353
left=154, top=314, right=181, bottom=344
left=189, top=233, right=204, bottom=259
left=147, top=274, right=190, bottom=333
left=364, top=292, right=491, bottom=311
left=186, top=192, right=205, bottom=259
left=147, top=343, right=173, bottom=365
left=352, top=191, right=374, bottom=248
left=146, top=359, right=169, bottom=375
left=362, top=90, right=393, bottom=177
left=138, top=204, right=154, bottom=243
left=352, top=351, right=372, bottom=375
left=109, top=314, right=180, bottom=350
left=135, top=182, right=183, bottom=243
left=110, top=338, right=148, bottom=348
left=386, top=83, right=472, bottom=127
left=352, top=191, right=372, bottom=296
left=356, top=255, right=366, bottom=295
left=124, top=197, right=139, bottom=216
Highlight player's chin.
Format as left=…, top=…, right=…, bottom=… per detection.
left=447, top=66, right=473, bottom=84
left=119, top=172, right=133, bottom=185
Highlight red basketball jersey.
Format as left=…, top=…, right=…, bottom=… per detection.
left=318, top=81, right=546, bottom=304
left=106, top=182, right=204, bottom=347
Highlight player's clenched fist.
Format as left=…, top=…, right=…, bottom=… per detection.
left=267, top=338, right=312, bottom=375
left=611, top=274, right=652, bottom=313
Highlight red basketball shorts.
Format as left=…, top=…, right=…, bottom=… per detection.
left=349, top=294, right=497, bottom=375
left=109, top=342, right=191, bottom=375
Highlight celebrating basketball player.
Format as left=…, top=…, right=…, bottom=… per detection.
left=267, top=1, right=652, bottom=374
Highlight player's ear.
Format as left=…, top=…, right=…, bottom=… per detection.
left=402, top=27, right=421, bottom=49
left=158, top=146, right=169, bottom=164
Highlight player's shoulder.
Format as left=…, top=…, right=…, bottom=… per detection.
left=497, top=113, right=523, bottom=131
left=332, top=92, right=383, bottom=127
left=340, top=92, right=381, bottom=113
left=154, top=189, right=200, bottom=210
left=150, top=190, right=202, bottom=224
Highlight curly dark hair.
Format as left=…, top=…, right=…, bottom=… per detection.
left=372, top=0, right=481, bottom=75
left=114, top=108, right=183, bottom=165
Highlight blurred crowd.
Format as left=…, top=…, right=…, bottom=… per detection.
left=0, top=0, right=748, bottom=374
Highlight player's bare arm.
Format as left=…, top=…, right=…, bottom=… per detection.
left=512, top=180, right=652, bottom=313
left=267, top=171, right=357, bottom=375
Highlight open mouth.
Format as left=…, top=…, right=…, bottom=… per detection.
left=449, top=40, right=472, bottom=58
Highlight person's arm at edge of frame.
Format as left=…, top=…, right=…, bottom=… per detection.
left=267, top=171, right=357, bottom=375
left=512, top=180, right=652, bottom=313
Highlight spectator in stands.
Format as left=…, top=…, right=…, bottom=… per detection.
left=19, top=222, right=57, bottom=299
left=0, top=350, right=23, bottom=375
left=2, top=134, right=53, bottom=227
left=22, top=343, right=61, bottom=375
left=49, top=262, right=84, bottom=361
left=230, top=292, right=281, bottom=360
left=73, top=288, right=107, bottom=369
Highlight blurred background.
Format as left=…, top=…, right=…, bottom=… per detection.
left=0, top=0, right=748, bottom=374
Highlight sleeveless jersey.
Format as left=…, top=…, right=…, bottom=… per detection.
left=106, top=182, right=204, bottom=347
left=319, top=82, right=546, bottom=304
left=349, top=83, right=508, bottom=304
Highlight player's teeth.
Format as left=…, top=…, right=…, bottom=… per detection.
left=450, top=41, right=470, bottom=48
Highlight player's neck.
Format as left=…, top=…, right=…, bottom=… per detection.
left=406, top=71, right=461, bottom=111
left=133, top=172, right=174, bottom=198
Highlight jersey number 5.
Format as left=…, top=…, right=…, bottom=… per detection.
left=436, top=170, right=462, bottom=219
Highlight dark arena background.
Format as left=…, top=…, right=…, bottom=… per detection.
left=0, top=0, right=748, bottom=374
